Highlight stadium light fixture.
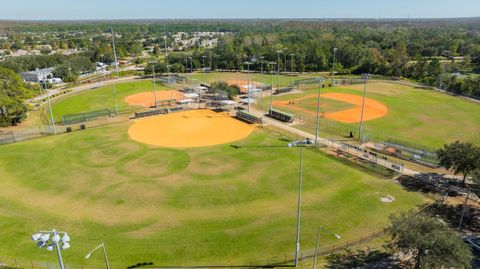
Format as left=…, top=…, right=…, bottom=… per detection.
left=312, top=227, right=341, bottom=269
left=332, top=48, right=338, bottom=85
left=148, top=60, right=159, bottom=109
left=31, top=229, right=70, bottom=269
left=287, top=139, right=313, bottom=266
left=110, top=28, right=120, bottom=115
left=358, top=73, right=371, bottom=142
left=276, top=50, right=283, bottom=89
left=85, top=241, right=110, bottom=269
left=244, top=61, right=253, bottom=112
left=32, top=233, right=42, bottom=241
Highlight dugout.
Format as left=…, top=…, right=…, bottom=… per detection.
left=268, top=108, right=294, bottom=123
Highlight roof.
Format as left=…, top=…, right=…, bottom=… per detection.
left=21, top=68, right=55, bottom=75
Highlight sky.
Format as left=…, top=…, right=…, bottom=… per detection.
left=1, top=0, right=480, bottom=20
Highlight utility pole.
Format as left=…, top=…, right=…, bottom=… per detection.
left=110, top=28, right=119, bottom=115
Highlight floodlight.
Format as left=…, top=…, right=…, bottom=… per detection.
left=52, top=234, right=60, bottom=242
left=32, top=233, right=42, bottom=241
left=46, top=244, right=55, bottom=251
left=61, top=233, right=70, bottom=242
left=37, top=240, right=47, bottom=248
left=40, top=234, right=50, bottom=242
left=85, top=253, right=91, bottom=259
left=61, top=242, right=71, bottom=250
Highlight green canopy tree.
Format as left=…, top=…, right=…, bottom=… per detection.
left=0, top=67, right=30, bottom=127
left=437, top=141, right=480, bottom=184
left=387, top=212, right=472, bottom=269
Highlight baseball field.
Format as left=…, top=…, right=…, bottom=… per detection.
left=263, top=81, right=480, bottom=149
left=0, top=114, right=425, bottom=267
left=3, top=73, right=479, bottom=267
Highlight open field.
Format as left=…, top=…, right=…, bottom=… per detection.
left=0, top=119, right=424, bottom=267
left=262, top=81, right=480, bottom=149
left=50, top=80, right=170, bottom=122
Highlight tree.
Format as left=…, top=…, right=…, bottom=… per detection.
left=387, top=212, right=472, bottom=269
left=0, top=67, right=30, bottom=127
left=437, top=141, right=480, bottom=184
left=210, top=81, right=240, bottom=100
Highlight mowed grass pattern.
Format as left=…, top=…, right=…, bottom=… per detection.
left=0, top=122, right=424, bottom=267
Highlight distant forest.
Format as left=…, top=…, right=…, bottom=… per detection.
left=1, top=19, right=480, bottom=97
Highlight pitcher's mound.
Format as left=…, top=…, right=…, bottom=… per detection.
left=128, top=110, right=255, bottom=148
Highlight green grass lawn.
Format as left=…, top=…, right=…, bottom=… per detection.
left=262, top=81, right=480, bottom=149
left=0, top=122, right=424, bottom=268
left=50, top=80, right=169, bottom=122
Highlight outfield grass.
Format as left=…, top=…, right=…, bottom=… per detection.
left=0, top=122, right=424, bottom=268
left=262, top=81, right=480, bottom=149
left=50, top=80, right=168, bottom=122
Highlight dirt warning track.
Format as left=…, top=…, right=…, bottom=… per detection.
left=128, top=110, right=255, bottom=148
left=273, top=93, right=388, bottom=123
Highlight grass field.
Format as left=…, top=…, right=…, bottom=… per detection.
left=0, top=122, right=424, bottom=268
left=50, top=80, right=169, bottom=122
left=262, top=81, right=480, bottom=149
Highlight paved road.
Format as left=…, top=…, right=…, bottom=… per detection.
left=29, top=65, right=143, bottom=103
left=29, top=75, right=142, bottom=104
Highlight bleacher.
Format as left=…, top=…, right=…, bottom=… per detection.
left=236, top=111, right=263, bottom=124
left=134, top=108, right=168, bottom=119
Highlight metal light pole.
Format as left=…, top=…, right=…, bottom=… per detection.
left=290, top=53, right=295, bottom=74
left=110, top=28, right=119, bottom=115
left=31, top=229, right=70, bottom=269
left=167, top=64, right=173, bottom=101
left=314, top=77, right=324, bottom=148
left=284, top=52, right=287, bottom=72
left=85, top=241, right=110, bottom=269
left=188, top=56, right=193, bottom=73
left=276, top=50, right=282, bottom=89
left=288, top=140, right=310, bottom=266
left=202, top=56, right=206, bottom=70
left=313, top=227, right=340, bottom=269
left=41, top=79, right=56, bottom=135
left=358, top=73, right=370, bottom=142
left=149, top=61, right=158, bottom=109
left=269, top=62, right=277, bottom=115
left=331, top=48, right=337, bottom=85
left=244, top=61, right=252, bottom=112
left=259, top=56, right=264, bottom=74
